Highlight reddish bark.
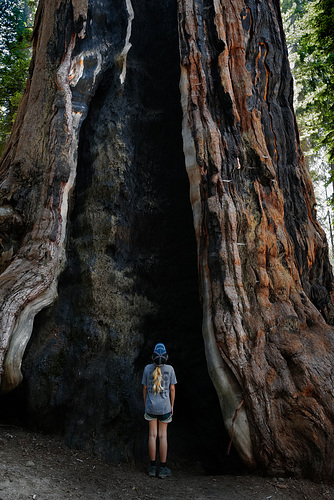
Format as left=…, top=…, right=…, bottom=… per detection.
left=178, top=0, right=334, bottom=479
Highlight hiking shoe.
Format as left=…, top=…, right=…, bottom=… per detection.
left=147, top=465, right=157, bottom=477
left=158, top=466, right=172, bottom=479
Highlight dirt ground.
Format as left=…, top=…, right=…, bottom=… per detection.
left=0, top=426, right=334, bottom=500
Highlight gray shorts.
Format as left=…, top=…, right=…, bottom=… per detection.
left=144, top=412, right=172, bottom=423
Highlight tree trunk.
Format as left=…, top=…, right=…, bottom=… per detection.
left=178, top=0, right=334, bottom=478
left=0, top=0, right=89, bottom=392
left=0, top=0, right=334, bottom=480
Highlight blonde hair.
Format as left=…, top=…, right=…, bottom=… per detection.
left=152, top=366, right=163, bottom=395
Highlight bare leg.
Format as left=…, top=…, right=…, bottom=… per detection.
left=158, top=421, right=168, bottom=463
left=148, top=419, right=157, bottom=461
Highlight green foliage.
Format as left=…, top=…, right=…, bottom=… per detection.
left=312, top=0, right=334, bottom=164
left=282, top=0, right=334, bottom=164
left=0, top=0, right=37, bottom=156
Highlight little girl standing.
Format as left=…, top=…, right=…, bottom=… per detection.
left=142, top=343, right=177, bottom=478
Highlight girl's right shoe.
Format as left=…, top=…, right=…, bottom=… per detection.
left=147, top=465, right=157, bottom=477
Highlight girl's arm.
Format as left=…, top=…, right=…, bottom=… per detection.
left=143, top=385, right=147, bottom=407
left=170, top=384, right=175, bottom=414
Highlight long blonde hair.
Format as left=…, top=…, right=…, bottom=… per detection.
left=152, top=366, right=163, bottom=395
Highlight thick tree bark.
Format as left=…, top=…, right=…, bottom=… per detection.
left=178, top=0, right=334, bottom=479
left=0, top=0, right=89, bottom=393
left=0, top=0, right=333, bottom=480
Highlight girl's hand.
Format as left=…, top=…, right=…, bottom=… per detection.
left=171, top=406, right=173, bottom=415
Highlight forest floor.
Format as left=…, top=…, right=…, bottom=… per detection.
left=0, top=425, right=334, bottom=500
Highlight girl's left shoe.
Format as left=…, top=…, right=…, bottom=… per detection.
left=158, top=466, right=172, bottom=479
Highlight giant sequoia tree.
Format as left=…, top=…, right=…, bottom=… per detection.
left=0, top=0, right=334, bottom=480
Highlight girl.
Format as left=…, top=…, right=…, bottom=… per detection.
left=142, top=343, right=177, bottom=478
